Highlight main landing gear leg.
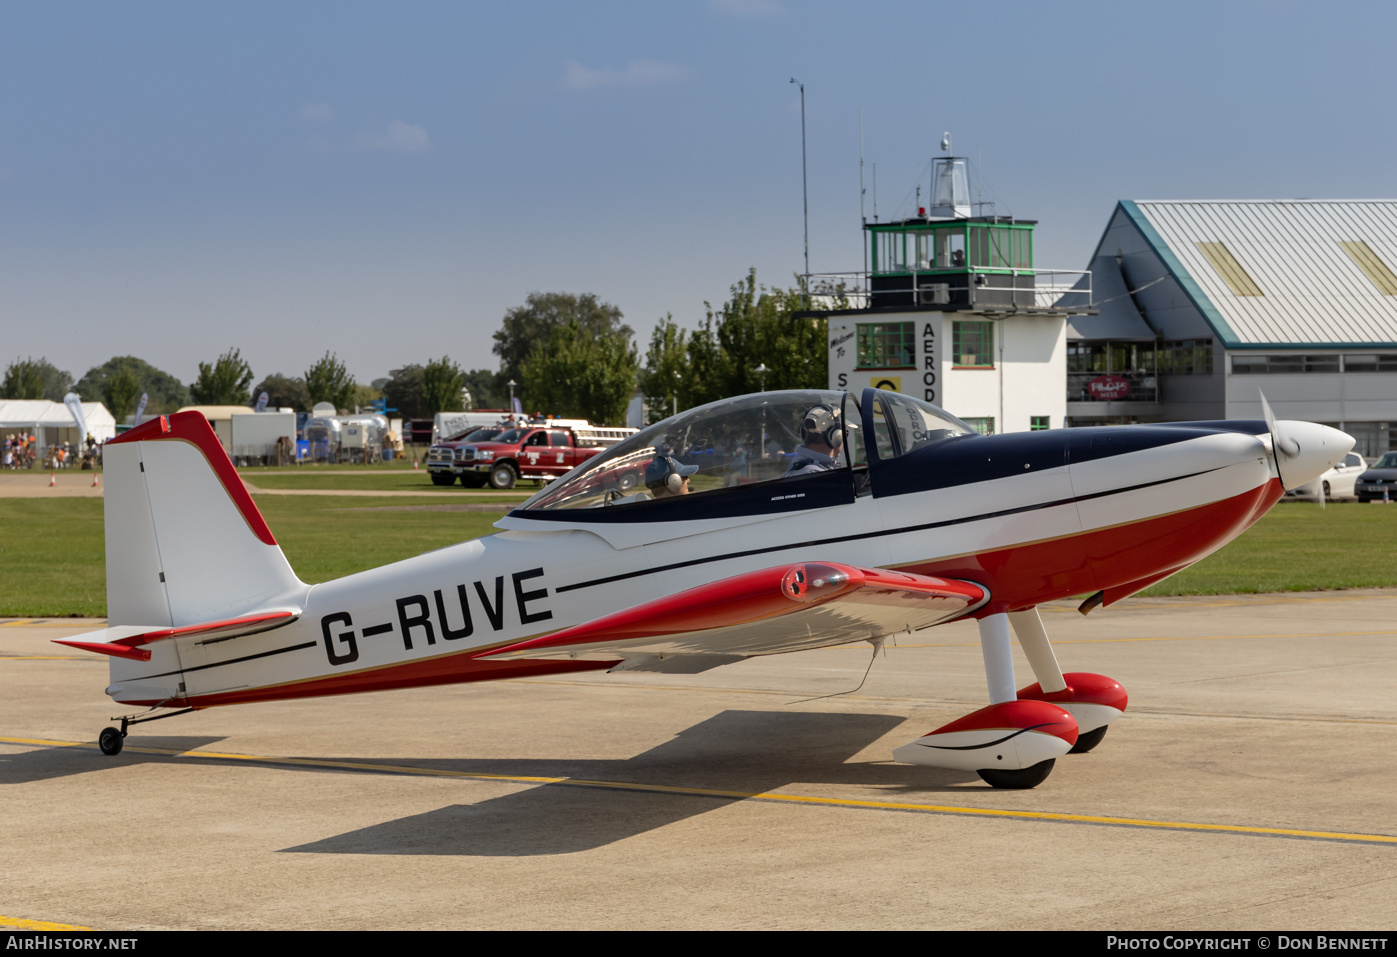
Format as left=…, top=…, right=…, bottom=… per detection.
left=98, top=707, right=197, bottom=756
left=892, top=610, right=1079, bottom=789
left=1010, top=607, right=1129, bottom=755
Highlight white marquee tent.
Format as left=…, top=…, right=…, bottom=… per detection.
left=0, top=399, right=117, bottom=450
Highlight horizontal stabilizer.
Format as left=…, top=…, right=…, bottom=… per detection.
left=54, top=610, right=299, bottom=662
left=479, top=561, right=987, bottom=663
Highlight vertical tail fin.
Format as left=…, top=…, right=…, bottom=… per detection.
left=104, top=412, right=305, bottom=627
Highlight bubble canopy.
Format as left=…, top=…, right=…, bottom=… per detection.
left=515, top=389, right=975, bottom=517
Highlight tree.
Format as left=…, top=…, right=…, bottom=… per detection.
left=2, top=356, right=73, bottom=401
left=494, top=292, right=632, bottom=407
left=102, top=367, right=142, bottom=421
left=702, top=269, right=826, bottom=399
left=303, top=352, right=356, bottom=411
left=383, top=364, right=427, bottom=418
left=461, top=368, right=503, bottom=410
left=2, top=357, right=48, bottom=400
left=251, top=373, right=311, bottom=412
left=190, top=348, right=254, bottom=405
left=421, top=356, right=467, bottom=414
left=75, top=356, right=189, bottom=415
left=638, top=314, right=693, bottom=423
left=519, top=320, right=639, bottom=425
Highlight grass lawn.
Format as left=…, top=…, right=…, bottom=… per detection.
left=1140, top=501, right=1397, bottom=595
left=1, top=497, right=1393, bottom=618
left=240, top=471, right=541, bottom=492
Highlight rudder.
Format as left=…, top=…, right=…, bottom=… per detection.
left=104, top=412, right=305, bottom=627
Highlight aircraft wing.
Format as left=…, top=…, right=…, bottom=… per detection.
left=53, top=610, right=299, bottom=662
left=477, top=562, right=987, bottom=673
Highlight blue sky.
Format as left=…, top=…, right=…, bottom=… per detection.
left=3, top=0, right=1393, bottom=388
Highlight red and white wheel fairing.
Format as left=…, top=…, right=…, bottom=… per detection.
left=1017, top=672, right=1128, bottom=734
left=892, top=699, right=1079, bottom=772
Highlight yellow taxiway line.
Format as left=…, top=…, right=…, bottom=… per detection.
left=0, top=916, right=93, bottom=930
left=4, top=735, right=1396, bottom=847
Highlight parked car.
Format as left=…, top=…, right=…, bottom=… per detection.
left=1285, top=451, right=1368, bottom=501
left=1355, top=451, right=1397, bottom=503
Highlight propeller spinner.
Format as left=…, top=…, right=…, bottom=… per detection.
left=1259, top=390, right=1355, bottom=492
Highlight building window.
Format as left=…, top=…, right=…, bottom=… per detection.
left=1158, top=339, right=1213, bottom=375
left=1343, top=422, right=1391, bottom=459
left=1030, top=416, right=1050, bottom=431
left=962, top=416, right=995, bottom=436
left=1196, top=241, right=1264, bottom=297
left=952, top=321, right=994, bottom=368
left=1338, top=241, right=1397, bottom=296
left=1343, top=354, right=1397, bottom=373
left=856, top=322, right=915, bottom=369
left=1231, top=354, right=1341, bottom=374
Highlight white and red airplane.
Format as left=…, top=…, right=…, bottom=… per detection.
left=60, top=388, right=1351, bottom=788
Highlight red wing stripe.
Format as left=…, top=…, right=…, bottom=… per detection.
left=479, top=563, right=985, bottom=659
left=52, top=640, right=152, bottom=662
left=115, top=610, right=298, bottom=647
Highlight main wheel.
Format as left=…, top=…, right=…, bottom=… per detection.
left=430, top=473, right=455, bottom=486
left=977, top=758, right=1055, bottom=789
left=490, top=463, right=517, bottom=490
left=98, top=727, right=124, bottom=756
left=1068, top=725, right=1108, bottom=754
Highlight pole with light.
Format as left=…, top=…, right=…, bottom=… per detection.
left=789, top=77, right=808, bottom=284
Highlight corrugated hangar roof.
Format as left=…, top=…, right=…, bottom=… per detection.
left=1123, top=199, right=1397, bottom=347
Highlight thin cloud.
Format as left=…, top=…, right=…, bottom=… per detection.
left=354, top=120, right=432, bottom=153
left=299, top=102, right=335, bottom=122
left=564, top=59, right=688, bottom=91
left=709, top=0, right=785, bottom=16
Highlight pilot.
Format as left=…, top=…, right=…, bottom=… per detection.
left=646, top=452, right=699, bottom=499
left=784, top=404, right=844, bottom=477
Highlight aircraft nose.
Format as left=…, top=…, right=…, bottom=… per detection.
left=1274, top=420, right=1355, bottom=489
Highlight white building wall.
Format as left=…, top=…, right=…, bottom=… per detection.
left=829, top=312, right=1066, bottom=432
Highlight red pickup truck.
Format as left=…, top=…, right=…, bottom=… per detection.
left=427, top=425, right=636, bottom=489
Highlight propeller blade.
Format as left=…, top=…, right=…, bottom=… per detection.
left=1260, top=391, right=1299, bottom=457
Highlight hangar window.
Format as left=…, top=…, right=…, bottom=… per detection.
left=1196, top=242, right=1264, bottom=297
left=1339, top=241, right=1397, bottom=296
left=1343, top=354, right=1397, bottom=373
left=1231, top=354, right=1340, bottom=374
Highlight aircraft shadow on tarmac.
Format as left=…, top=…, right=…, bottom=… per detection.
left=284, top=710, right=982, bottom=857
left=0, top=736, right=230, bottom=784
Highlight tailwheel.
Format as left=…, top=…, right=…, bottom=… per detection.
left=1069, top=725, right=1109, bottom=754
left=98, top=726, right=125, bottom=756
left=977, top=758, right=1055, bottom=790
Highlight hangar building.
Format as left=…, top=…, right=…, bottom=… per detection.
left=1062, top=200, right=1397, bottom=456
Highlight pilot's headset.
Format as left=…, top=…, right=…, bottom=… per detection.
left=801, top=404, right=844, bottom=450
left=645, top=453, right=699, bottom=493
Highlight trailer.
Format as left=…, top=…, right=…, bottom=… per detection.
left=229, top=411, right=297, bottom=466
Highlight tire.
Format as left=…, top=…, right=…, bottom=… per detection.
left=618, top=471, right=638, bottom=491
left=430, top=473, right=455, bottom=486
left=977, top=758, right=1055, bottom=789
left=460, top=474, right=487, bottom=489
left=490, top=463, right=517, bottom=490
left=99, top=727, right=124, bottom=756
left=1068, top=725, right=1108, bottom=754
left=1322, top=481, right=1331, bottom=497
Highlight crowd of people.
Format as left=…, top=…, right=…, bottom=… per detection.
left=3, top=433, right=102, bottom=470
